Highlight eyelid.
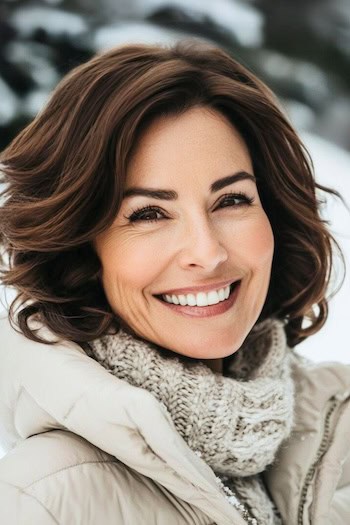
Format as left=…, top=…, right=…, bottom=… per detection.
left=126, top=190, right=255, bottom=223
left=214, top=190, right=253, bottom=204
left=124, top=204, right=168, bottom=222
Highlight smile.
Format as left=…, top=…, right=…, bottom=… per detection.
left=154, top=281, right=241, bottom=318
left=162, top=282, right=233, bottom=306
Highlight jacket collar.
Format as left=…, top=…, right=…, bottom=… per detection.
left=0, top=314, right=247, bottom=525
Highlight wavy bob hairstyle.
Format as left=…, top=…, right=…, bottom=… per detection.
left=0, top=39, right=345, bottom=348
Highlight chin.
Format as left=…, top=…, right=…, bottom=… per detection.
left=173, top=339, right=240, bottom=361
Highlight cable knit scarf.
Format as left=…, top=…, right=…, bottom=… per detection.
left=86, top=317, right=295, bottom=524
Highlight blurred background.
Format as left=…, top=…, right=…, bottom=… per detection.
left=0, top=0, right=349, bottom=363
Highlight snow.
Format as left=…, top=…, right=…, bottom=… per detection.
left=296, top=132, right=350, bottom=364
left=10, top=6, right=87, bottom=38
left=94, top=21, right=188, bottom=52
left=135, top=0, right=264, bottom=47
left=0, top=77, right=19, bottom=126
left=93, top=0, right=263, bottom=51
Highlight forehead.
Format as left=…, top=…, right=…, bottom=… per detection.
left=126, top=107, right=253, bottom=188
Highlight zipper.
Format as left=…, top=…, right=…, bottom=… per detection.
left=297, top=392, right=350, bottom=524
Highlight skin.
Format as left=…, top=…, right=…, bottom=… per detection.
left=93, top=106, right=274, bottom=374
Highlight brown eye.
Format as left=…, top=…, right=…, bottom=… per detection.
left=218, top=192, right=254, bottom=208
left=127, top=205, right=167, bottom=223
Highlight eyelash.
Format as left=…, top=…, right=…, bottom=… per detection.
left=126, top=191, right=255, bottom=224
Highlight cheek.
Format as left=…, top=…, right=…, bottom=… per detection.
left=236, top=212, right=274, bottom=269
left=100, top=236, right=163, bottom=293
left=256, top=216, right=274, bottom=264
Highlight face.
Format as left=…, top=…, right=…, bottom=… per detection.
left=93, top=106, right=274, bottom=360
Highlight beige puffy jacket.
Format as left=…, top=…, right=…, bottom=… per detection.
left=0, top=313, right=349, bottom=525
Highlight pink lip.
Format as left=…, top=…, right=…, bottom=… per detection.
left=155, top=281, right=241, bottom=318
left=154, top=278, right=236, bottom=297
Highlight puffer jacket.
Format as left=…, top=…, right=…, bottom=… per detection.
left=0, top=313, right=349, bottom=525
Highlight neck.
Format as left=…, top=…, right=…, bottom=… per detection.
left=203, top=358, right=223, bottom=374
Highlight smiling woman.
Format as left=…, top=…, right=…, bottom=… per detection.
left=92, top=107, right=274, bottom=365
left=0, top=39, right=349, bottom=525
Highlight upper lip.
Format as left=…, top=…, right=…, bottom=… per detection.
left=154, top=279, right=239, bottom=297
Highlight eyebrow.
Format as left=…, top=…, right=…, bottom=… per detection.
left=122, top=171, right=256, bottom=200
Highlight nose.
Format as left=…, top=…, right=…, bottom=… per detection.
left=177, top=215, right=228, bottom=272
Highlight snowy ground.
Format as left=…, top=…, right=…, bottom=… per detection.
left=0, top=132, right=349, bottom=458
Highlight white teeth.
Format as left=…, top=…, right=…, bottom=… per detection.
left=187, top=294, right=197, bottom=306
left=218, top=288, right=225, bottom=301
left=171, top=294, right=179, bottom=305
left=196, top=292, right=209, bottom=307
left=162, top=284, right=233, bottom=306
left=178, top=295, right=187, bottom=306
left=207, top=290, right=220, bottom=305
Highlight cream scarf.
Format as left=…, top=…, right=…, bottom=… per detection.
left=87, top=317, right=295, bottom=524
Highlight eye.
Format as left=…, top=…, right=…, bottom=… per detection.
left=126, top=192, right=255, bottom=224
left=216, top=191, right=254, bottom=209
left=126, top=205, right=166, bottom=223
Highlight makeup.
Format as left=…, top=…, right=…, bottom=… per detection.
left=155, top=281, right=241, bottom=318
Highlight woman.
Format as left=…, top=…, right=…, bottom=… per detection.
left=0, top=39, right=349, bottom=524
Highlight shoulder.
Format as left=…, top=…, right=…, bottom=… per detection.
left=0, top=313, right=83, bottom=350
left=289, top=351, right=350, bottom=430
left=264, top=351, right=350, bottom=524
left=0, top=429, right=212, bottom=525
left=0, top=313, right=95, bottom=450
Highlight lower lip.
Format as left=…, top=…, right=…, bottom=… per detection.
left=155, top=281, right=241, bottom=318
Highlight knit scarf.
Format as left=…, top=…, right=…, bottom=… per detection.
left=86, top=317, right=295, bottom=524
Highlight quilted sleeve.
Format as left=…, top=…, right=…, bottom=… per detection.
left=0, top=429, right=214, bottom=525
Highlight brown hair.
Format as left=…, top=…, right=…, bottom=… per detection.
left=0, top=39, right=345, bottom=348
